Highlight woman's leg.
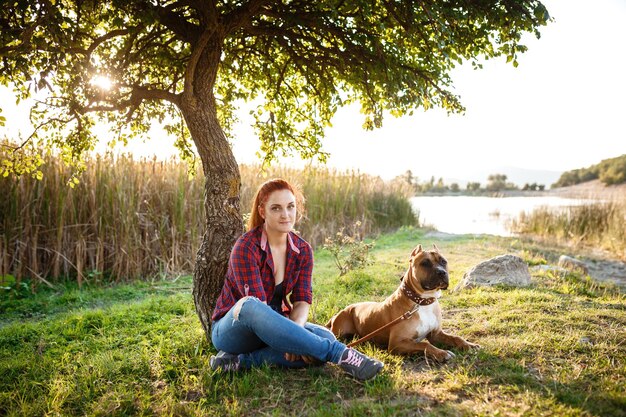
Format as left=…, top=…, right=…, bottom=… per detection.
left=211, top=297, right=384, bottom=380
left=237, top=322, right=338, bottom=369
left=304, top=322, right=337, bottom=342
left=212, top=297, right=345, bottom=364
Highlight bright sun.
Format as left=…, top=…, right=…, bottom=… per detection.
left=90, top=75, right=113, bottom=90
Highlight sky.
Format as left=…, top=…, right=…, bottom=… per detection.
left=2, top=0, right=626, bottom=184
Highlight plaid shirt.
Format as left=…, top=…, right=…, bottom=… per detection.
left=211, top=226, right=314, bottom=322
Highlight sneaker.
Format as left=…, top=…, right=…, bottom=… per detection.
left=210, top=351, right=241, bottom=372
left=338, top=348, right=384, bottom=381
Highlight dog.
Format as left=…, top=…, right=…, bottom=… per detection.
left=326, top=244, right=479, bottom=361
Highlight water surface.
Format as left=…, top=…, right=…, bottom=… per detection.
left=410, top=195, right=591, bottom=236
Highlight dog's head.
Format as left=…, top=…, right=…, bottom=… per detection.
left=406, top=244, right=449, bottom=292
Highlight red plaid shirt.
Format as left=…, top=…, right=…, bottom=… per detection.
left=211, top=226, right=314, bottom=322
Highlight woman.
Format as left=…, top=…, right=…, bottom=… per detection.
left=210, top=178, right=384, bottom=380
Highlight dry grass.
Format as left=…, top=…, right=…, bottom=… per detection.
left=0, top=153, right=416, bottom=287
left=509, top=197, right=626, bottom=260
left=0, top=154, right=205, bottom=285
left=240, top=164, right=417, bottom=244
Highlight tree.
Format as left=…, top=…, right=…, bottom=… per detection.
left=486, top=173, right=508, bottom=191
left=467, top=182, right=481, bottom=192
left=522, top=182, right=537, bottom=191
left=0, top=0, right=550, bottom=337
left=402, top=169, right=418, bottom=191
left=434, top=177, right=446, bottom=192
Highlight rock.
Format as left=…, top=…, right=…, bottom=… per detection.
left=558, top=255, right=589, bottom=275
left=455, top=254, right=531, bottom=290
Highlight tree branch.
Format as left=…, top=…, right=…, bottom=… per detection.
left=223, top=0, right=273, bottom=34
left=0, top=0, right=52, bottom=55
left=86, top=29, right=133, bottom=55
left=184, top=29, right=214, bottom=97
left=131, top=85, right=180, bottom=105
left=168, top=0, right=212, bottom=23
left=154, top=5, right=203, bottom=44
left=80, top=86, right=180, bottom=115
left=1, top=116, right=75, bottom=153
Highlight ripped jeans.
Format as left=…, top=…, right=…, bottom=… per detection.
left=211, top=297, right=347, bottom=369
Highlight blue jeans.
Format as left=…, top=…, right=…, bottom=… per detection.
left=211, top=297, right=347, bottom=369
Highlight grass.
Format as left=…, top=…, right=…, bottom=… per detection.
left=509, top=199, right=626, bottom=260
left=1, top=227, right=624, bottom=416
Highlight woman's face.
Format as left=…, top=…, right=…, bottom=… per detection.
left=260, top=189, right=297, bottom=234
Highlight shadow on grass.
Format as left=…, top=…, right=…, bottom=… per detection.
left=203, top=363, right=442, bottom=416
left=458, top=349, right=626, bottom=417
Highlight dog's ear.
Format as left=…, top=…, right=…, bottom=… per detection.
left=433, top=244, right=440, bottom=253
left=410, top=244, right=423, bottom=258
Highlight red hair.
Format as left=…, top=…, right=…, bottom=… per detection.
left=248, top=178, right=305, bottom=231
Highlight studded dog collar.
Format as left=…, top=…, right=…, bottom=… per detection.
left=400, top=280, right=437, bottom=306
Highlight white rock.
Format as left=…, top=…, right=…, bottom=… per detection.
left=456, top=254, right=531, bottom=290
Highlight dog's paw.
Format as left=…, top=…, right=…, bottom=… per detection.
left=442, top=350, right=456, bottom=361
left=459, top=341, right=481, bottom=351
left=428, top=348, right=455, bottom=362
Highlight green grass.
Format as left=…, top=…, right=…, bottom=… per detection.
left=1, top=227, right=624, bottom=416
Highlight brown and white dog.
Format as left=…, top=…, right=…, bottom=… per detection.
left=326, top=244, right=479, bottom=361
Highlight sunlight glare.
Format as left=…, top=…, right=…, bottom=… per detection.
left=90, top=75, right=113, bottom=90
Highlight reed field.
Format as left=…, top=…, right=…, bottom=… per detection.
left=0, top=153, right=417, bottom=288
left=509, top=198, right=626, bottom=260
left=240, top=163, right=417, bottom=243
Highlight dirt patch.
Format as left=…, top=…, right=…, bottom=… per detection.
left=585, top=257, right=626, bottom=289
left=531, top=246, right=626, bottom=289
left=423, top=230, right=460, bottom=240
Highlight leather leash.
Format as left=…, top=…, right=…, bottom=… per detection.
left=346, top=282, right=437, bottom=348
left=346, top=304, right=419, bottom=348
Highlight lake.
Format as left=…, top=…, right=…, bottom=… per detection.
left=410, top=195, right=592, bottom=236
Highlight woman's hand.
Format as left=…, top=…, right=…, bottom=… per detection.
left=284, top=353, right=321, bottom=364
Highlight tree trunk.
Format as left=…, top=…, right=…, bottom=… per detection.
left=181, top=91, right=243, bottom=339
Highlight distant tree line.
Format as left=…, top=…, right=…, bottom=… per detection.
left=553, top=154, right=626, bottom=187
left=396, top=171, right=545, bottom=195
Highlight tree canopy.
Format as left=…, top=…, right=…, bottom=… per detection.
left=1, top=0, right=549, bottom=176
left=553, top=154, right=626, bottom=187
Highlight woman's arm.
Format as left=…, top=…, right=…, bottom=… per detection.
left=230, top=239, right=267, bottom=302
left=286, top=301, right=318, bottom=364
left=288, top=242, right=314, bottom=305
left=285, top=240, right=316, bottom=363
left=289, top=301, right=310, bottom=326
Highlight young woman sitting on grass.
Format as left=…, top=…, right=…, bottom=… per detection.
left=210, top=178, right=384, bottom=380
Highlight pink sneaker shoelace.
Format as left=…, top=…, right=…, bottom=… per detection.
left=340, top=349, right=364, bottom=367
